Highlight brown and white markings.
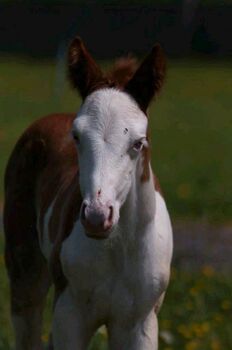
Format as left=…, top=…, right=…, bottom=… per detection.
left=4, top=37, right=173, bottom=350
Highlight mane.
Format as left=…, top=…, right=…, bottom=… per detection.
left=105, top=56, right=138, bottom=89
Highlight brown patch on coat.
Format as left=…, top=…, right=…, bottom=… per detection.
left=140, top=128, right=151, bottom=183
left=33, top=113, right=82, bottom=293
left=48, top=174, right=82, bottom=293
left=139, top=132, right=163, bottom=198
left=140, top=147, right=164, bottom=198
left=35, top=114, right=76, bottom=236
left=140, top=145, right=151, bottom=182
left=4, top=113, right=81, bottom=298
left=3, top=117, right=57, bottom=323
left=153, top=174, right=163, bottom=197
left=4, top=125, right=48, bottom=247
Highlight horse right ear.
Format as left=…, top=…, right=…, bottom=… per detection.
left=125, top=44, right=166, bottom=113
left=68, top=37, right=106, bottom=100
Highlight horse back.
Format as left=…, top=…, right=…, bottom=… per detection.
left=4, top=113, right=81, bottom=252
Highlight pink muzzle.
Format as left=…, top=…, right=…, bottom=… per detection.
left=80, top=200, right=114, bottom=239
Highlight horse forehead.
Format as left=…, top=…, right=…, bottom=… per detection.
left=80, top=89, right=146, bottom=128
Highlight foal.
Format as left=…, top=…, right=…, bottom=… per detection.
left=4, top=37, right=173, bottom=350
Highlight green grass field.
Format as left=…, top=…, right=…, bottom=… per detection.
left=0, top=56, right=232, bottom=349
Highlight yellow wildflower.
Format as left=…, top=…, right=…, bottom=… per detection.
left=42, top=334, right=49, bottom=342
left=201, top=322, right=210, bottom=333
left=189, top=287, right=198, bottom=296
left=211, top=339, right=221, bottom=350
left=176, top=183, right=191, bottom=199
left=202, top=265, right=215, bottom=277
left=190, top=322, right=210, bottom=338
left=185, top=340, right=199, bottom=350
left=191, top=323, right=202, bottom=338
left=177, top=324, right=192, bottom=339
left=161, top=319, right=172, bottom=328
left=214, top=313, right=223, bottom=323
left=221, top=300, right=231, bottom=310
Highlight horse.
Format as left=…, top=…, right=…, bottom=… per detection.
left=3, top=37, right=173, bottom=350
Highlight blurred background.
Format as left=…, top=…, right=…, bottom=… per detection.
left=0, top=1, right=232, bottom=349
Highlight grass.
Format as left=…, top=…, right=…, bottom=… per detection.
left=151, top=59, right=232, bottom=222
left=0, top=56, right=232, bottom=221
left=1, top=233, right=232, bottom=349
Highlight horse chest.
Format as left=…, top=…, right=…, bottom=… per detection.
left=60, top=225, right=167, bottom=321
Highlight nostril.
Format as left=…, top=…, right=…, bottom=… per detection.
left=108, top=206, right=113, bottom=222
left=81, top=202, right=87, bottom=222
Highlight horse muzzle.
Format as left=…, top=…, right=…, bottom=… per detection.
left=80, top=200, right=114, bottom=239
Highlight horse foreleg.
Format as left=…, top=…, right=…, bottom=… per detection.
left=52, top=287, right=94, bottom=350
left=108, top=311, right=158, bottom=350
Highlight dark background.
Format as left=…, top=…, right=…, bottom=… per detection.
left=0, top=1, right=231, bottom=59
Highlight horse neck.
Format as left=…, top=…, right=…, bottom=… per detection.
left=119, top=158, right=156, bottom=240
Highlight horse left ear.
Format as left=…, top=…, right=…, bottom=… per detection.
left=68, top=36, right=107, bottom=99
left=125, top=44, right=166, bottom=112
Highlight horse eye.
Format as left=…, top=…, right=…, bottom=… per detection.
left=72, top=131, right=79, bottom=143
left=133, top=141, right=143, bottom=152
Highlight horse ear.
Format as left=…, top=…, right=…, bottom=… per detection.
left=68, top=37, right=106, bottom=99
left=125, top=44, right=166, bottom=112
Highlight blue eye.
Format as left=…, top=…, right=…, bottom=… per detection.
left=133, top=141, right=143, bottom=151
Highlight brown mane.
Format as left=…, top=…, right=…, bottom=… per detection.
left=105, top=56, right=138, bottom=89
